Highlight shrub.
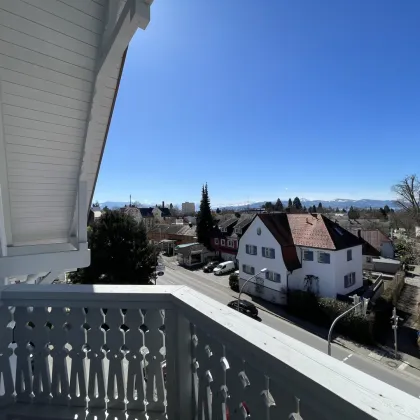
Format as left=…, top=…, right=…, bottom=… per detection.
left=287, top=290, right=374, bottom=345
left=229, top=273, right=239, bottom=292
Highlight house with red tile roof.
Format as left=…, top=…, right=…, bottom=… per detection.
left=236, top=213, right=365, bottom=303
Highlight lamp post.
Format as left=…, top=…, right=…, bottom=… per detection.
left=238, top=268, right=267, bottom=311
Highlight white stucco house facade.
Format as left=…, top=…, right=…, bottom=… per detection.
left=237, top=213, right=364, bottom=304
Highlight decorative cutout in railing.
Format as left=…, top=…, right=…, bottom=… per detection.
left=0, top=305, right=166, bottom=415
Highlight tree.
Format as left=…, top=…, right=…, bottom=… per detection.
left=274, top=198, right=284, bottom=211
left=69, top=209, right=157, bottom=285
left=335, top=207, right=340, bottom=212
left=216, top=207, right=221, bottom=214
left=92, top=201, right=100, bottom=208
left=348, top=206, right=360, bottom=220
left=288, top=198, right=293, bottom=208
left=317, top=202, right=323, bottom=213
left=392, top=175, right=420, bottom=220
left=384, top=205, right=391, bottom=214
left=293, top=197, right=302, bottom=210
left=169, top=203, right=174, bottom=210
left=264, top=201, right=274, bottom=212
left=234, top=212, right=241, bottom=218
left=303, top=206, right=307, bottom=212
left=197, top=184, right=214, bottom=249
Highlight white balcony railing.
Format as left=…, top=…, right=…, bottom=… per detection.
left=0, top=284, right=418, bottom=420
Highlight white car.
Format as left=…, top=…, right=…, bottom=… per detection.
left=213, top=261, right=235, bottom=275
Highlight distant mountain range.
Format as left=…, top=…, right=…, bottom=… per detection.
left=97, top=198, right=396, bottom=211
left=219, top=198, right=396, bottom=211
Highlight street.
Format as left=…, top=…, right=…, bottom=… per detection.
left=158, top=257, right=420, bottom=398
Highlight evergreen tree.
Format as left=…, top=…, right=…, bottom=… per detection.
left=335, top=207, right=340, bottom=212
left=312, top=205, right=317, bottom=213
left=69, top=209, right=156, bottom=285
left=216, top=207, right=221, bottom=214
left=293, top=197, right=302, bottom=210
left=169, top=203, right=173, bottom=210
left=264, top=201, right=274, bottom=212
left=303, top=206, right=307, bottom=212
left=348, top=206, right=360, bottom=220
left=317, top=202, right=323, bottom=213
left=384, top=205, right=390, bottom=214
left=274, top=198, right=283, bottom=211
left=197, top=184, right=214, bottom=249
left=288, top=198, right=293, bottom=208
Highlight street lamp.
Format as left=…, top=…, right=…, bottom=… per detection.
left=238, top=268, right=267, bottom=311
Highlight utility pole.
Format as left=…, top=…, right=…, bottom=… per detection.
left=391, top=306, right=401, bottom=359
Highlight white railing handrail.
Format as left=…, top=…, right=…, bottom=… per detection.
left=0, top=284, right=419, bottom=419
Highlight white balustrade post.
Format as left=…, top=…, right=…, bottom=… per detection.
left=165, top=311, right=193, bottom=419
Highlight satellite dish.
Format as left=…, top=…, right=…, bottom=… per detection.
left=157, top=271, right=164, bottom=277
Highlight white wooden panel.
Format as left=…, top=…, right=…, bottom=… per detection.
left=6, top=144, right=81, bottom=160
left=2, top=94, right=88, bottom=121
left=1, top=71, right=91, bottom=102
left=24, top=0, right=105, bottom=34
left=12, top=207, right=73, bottom=217
left=0, top=40, right=95, bottom=84
left=0, top=26, right=96, bottom=71
left=3, top=105, right=86, bottom=129
left=6, top=152, right=80, bottom=167
left=4, top=126, right=83, bottom=144
left=4, top=116, right=86, bottom=137
left=13, top=232, right=71, bottom=244
left=11, top=189, right=76, bottom=198
left=58, top=0, right=105, bottom=18
left=9, top=176, right=77, bottom=187
left=5, top=136, right=83, bottom=153
left=3, top=0, right=101, bottom=46
left=0, top=55, right=92, bottom=92
left=2, top=82, right=90, bottom=112
left=10, top=182, right=77, bottom=192
left=7, top=165, right=78, bottom=178
left=7, top=161, right=80, bottom=175
left=0, top=9, right=98, bottom=57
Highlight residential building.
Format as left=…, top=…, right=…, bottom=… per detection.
left=211, top=214, right=255, bottom=263
left=148, top=223, right=196, bottom=247
left=175, top=242, right=214, bottom=266
left=153, top=201, right=172, bottom=221
left=182, top=201, right=195, bottom=214
left=237, top=214, right=364, bottom=303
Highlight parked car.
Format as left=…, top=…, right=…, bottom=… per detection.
left=213, top=261, right=235, bottom=275
left=227, top=299, right=258, bottom=318
left=203, top=261, right=219, bottom=273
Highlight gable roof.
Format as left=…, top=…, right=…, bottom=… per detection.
left=158, top=207, right=172, bottom=217
left=349, top=229, right=391, bottom=251
left=139, top=207, right=154, bottom=217
left=258, top=213, right=364, bottom=251
left=219, top=217, right=239, bottom=229
left=258, top=214, right=301, bottom=271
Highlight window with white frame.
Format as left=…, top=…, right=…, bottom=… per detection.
left=344, top=272, right=356, bottom=288
left=242, top=264, right=255, bottom=275
left=262, top=247, right=275, bottom=259
left=303, top=250, right=313, bottom=261
left=214, top=238, right=219, bottom=245
left=232, top=240, right=238, bottom=249
left=366, top=256, right=372, bottom=263
left=227, top=240, right=233, bottom=247
left=245, top=244, right=257, bottom=255
left=265, top=271, right=281, bottom=283
left=221, top=239, right=226, bottom=246
left=234, top=227, right=241, bottom=234
left=347, top=249, right=352, bottom=261
left=318, top=252, right=330, bottom=264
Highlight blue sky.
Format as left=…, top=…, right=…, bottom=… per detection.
left=95, top=0, right=420, bottom=207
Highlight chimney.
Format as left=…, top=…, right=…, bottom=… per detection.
left=162, top=201, right=165, bottom=209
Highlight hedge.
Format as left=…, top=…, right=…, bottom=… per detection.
left=287, top=290, right=374, bottom=345
left=229, top=273, right=239, bottom=292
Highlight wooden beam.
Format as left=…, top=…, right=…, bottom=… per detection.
left=0, top=249, right=90, bottom=278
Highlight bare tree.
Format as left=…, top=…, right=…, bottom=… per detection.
left=392, top=175, right=420, bottom=216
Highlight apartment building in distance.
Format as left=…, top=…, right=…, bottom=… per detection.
left=182, top=202, right=196, bottom=214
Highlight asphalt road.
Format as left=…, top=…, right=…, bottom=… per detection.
left=158, top=260, right=420, bottom=398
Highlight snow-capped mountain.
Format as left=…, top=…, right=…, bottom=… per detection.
left=219, top=198, right=395, bottom=211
